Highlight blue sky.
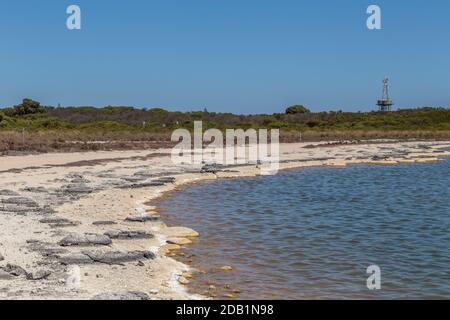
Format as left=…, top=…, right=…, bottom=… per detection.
left=1, top=0, right=449, bottom=113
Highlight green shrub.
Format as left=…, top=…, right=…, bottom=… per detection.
left=148, top=108, right=168, bottom=113
left=286, top=105, right=311, bottom=114
left=7, top=98, right=46, bottom=116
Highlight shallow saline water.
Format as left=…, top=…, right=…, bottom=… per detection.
left=155, top=158, right=450, bottom=299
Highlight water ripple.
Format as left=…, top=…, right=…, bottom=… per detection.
left=156, top=159, right=450, bottom=299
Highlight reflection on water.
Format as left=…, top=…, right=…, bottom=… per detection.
left=155, top=158, right=450, bottom=299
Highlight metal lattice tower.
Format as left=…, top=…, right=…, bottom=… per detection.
left=377, top=78, right=393, bottom=112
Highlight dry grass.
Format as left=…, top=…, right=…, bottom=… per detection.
left=279, top=129, right=450, bottom=143
left=1, top=129, right=450, bottom=155
left=0, top=130, right=173, bottom=154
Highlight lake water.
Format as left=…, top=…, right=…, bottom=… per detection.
left=155, top=158, right=450, bottom=299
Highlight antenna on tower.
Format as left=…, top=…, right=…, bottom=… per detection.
left=377, top=77, right=393, bottom=112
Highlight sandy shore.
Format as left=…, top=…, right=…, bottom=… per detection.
left=0, top=140, right=450, bottom=300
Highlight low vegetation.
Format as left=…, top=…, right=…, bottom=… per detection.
left=0, top=99, right=449, bottom=153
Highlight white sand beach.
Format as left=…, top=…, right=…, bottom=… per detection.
left=0, top=140, right=449, bottom=300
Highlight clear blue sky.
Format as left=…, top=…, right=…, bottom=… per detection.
left=1, top=0, right=449, bottom=113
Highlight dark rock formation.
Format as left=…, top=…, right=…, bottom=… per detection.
left=62, top=184, right=93, bottom=195
left=122, top=177, right=146, bottom=183
left=92, top=220, right=118, bottom=226
left=0, top=270, right=14, bottom=280
left=104, top=230, right=153, bottom=240
left=118, top=182, right=165, bottom=189
left=0, top=205, right=32, bottom=214
left=58, top=252, right=93, bottom=265
left=26, top=270, right=51, bottom=280
left=91, top=291, right=151, bottom=300
left=0, top=196, right=41, bottom=215
left=152, top=177, right=176, bottom=184
left=201, top=164, right=223, bottom=174
left=22, top=186, right=47, bottom=193
left=125, top=215, right=158, bottom=223
left=133, top=171, right=156, bottom=177
left=1, top=197, right=39, bottom=207
left=58, top=249, right=155, bottom=265
left=0, top=190, right=20, bottom=196
left=371, top=155, right=388, bottom=161
left=39, top=217, right=80, bottom=228
left=1, top=264, right=27, bottom=277
left=59, top=233, right=112, bottom=246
